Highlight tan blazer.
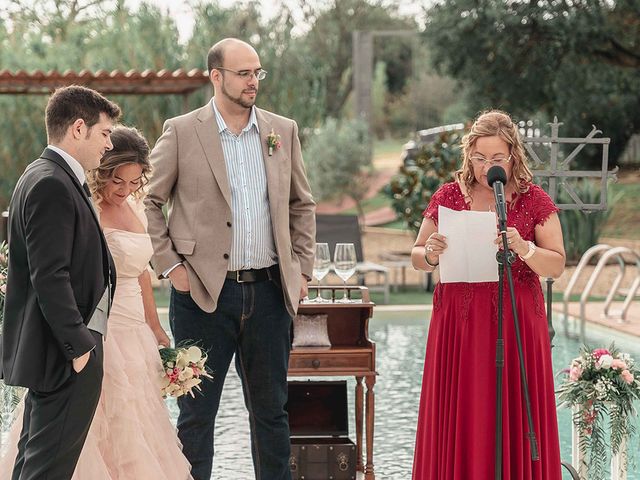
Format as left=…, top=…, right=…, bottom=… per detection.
left=144, top=103, right=316, bottom=316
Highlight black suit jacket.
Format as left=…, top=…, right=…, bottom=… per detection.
left=0, top=148, right=116, bottom=392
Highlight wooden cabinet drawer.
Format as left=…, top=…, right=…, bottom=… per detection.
left=289, top=352, right=372, bottom=372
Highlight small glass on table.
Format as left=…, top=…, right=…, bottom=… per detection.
left=334, top=242, right=357, bottom=303
left=310, top=242, right=331, bottom=303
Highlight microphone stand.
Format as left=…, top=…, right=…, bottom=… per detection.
left=494, top=191, right=539, bottom=480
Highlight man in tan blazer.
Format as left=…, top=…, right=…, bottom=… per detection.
left=145, top=38, right=315, bottom=480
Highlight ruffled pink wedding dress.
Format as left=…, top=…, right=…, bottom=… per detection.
left=0, top=200, right=192, bottom=479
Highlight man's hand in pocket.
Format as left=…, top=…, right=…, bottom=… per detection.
left=72, top=350, right=91, bottom=373
left=169, top=265, right=191, bottom=293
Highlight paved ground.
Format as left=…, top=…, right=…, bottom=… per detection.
left=555, top=300, right=640, bottom=338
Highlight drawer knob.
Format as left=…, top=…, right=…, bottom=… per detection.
left=312, top=359, right=321, bottom=368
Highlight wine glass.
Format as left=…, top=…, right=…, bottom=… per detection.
left=310, top=243, right=330, bottom=303
left=334, top=243, right=357, bottom=303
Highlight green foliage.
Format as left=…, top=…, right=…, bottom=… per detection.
left=0, top=1, right=190, bottom=211
left=557, top=181, right=620, bottom=263
left=304, top=118, right=372, bottom=218
left=424, top=0, right=640, bottom=166
left=384, top=131, right=462, bottom=235
left=302, top=0, right=417, bottom=119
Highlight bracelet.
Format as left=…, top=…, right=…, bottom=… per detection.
left=424, top=250, right=439, bottom=268
left=518, top=240, right=537, bottom=260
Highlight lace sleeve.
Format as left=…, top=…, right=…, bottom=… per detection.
left=529, top=184, right=559, bottom=227
left=422, top=183, right=457, bottom=226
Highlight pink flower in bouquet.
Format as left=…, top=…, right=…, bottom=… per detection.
left=592, top=348, right=610, bottom=359
left=621, top=369, right=634, bottom=384
left=611, top=358, right=628, bottom=370
left=569, top=365, right=583, bottom=382
left=0, top=283, right=5, bottom=295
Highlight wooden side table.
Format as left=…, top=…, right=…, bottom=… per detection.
left=288, top=286, right=377, bottom=479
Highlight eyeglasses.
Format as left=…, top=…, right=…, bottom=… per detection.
left=469, top=154, right=511, bottom=167
left=215, top=67, right=267, bottom=81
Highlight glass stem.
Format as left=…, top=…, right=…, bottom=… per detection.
left=343, top=279, right=348, bottom=301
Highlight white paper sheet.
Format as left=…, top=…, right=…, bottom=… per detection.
left=438, top=206, right=499, bottom=283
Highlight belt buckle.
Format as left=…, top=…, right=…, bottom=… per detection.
left=236, top=270, right=245, bottom=283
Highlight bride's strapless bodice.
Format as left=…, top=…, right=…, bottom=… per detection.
left=101, top=199, right=153, bottom=324
left=104, top=229, right=153, bottom=279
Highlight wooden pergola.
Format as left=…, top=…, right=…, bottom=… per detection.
left=0, top=68, right=211, bottom=109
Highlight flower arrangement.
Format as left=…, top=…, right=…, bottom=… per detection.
left=266, top=129, right=281, bottom=156
left=158, top=344, right=212, bottom=398
left=0, top=240, right=7, bottom=328
left=557, top=344, right=640, bottom=478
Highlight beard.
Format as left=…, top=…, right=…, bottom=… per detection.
left=221, top=80, right=257, bottom=109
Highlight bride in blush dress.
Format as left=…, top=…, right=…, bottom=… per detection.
left=0, top=126, right=192, bottom=479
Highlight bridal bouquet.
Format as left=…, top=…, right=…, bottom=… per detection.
left=158, top=344, right=212, bottom=398
left=557, top=344, right=640, bottom=477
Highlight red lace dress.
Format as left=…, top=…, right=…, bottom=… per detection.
left=412, top=182, right=562, bottom=480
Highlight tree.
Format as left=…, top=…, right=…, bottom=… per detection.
left=304, top=118, right=372, bottom=219
left=424, top=0, right=640, bottom=165
left=300, top=0, right=417, bottom=118
left=384, top=130, right=462, bottom=235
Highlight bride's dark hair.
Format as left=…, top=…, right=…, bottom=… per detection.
left=87, top=126, right=151, bottom=205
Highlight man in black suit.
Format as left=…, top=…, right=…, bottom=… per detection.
left=0, top=85, right=120, bottom=480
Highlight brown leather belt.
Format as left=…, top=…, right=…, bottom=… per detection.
left=225, top=265, right=279, bottom=283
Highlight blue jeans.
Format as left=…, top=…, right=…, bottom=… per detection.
left=169, top=276, right=292, bottom=480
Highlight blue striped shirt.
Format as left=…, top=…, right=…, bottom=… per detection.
left=212, top=99, right=277, bottom=271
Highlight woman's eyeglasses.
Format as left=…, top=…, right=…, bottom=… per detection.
left=469, top=154, right=511, bottom=167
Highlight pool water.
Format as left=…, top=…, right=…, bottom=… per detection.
left=172, top=309, right=640, bottom=479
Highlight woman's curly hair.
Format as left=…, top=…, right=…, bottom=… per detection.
left=456, top=110, right=533, bottom=195
left=87, top=126, right=151, bottom=206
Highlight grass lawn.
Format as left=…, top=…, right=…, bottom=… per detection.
left=373, top=138, right=408, bottom=157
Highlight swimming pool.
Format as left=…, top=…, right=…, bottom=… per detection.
left=172, top=308, right=640, bottom=479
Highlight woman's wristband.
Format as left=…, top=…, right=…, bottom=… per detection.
left=424, top=249, right=439, bottom=267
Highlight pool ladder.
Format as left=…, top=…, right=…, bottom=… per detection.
left=562, top=244, right=640, bottom=343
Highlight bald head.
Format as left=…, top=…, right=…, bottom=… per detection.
left=207, top=38, right=258, bottom=73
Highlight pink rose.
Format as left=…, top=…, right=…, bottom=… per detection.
left=592, top=348, right=611, bottom=360
left=569, top=365, right=583, bottom=381
left=621, top=370, right=634, bottom=384
left=611, top=358, right=628, bottom=370
left=0, top=284, right=5, bottom=294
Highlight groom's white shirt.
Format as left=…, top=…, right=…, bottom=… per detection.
left=47, top=144, right=86, bottom=185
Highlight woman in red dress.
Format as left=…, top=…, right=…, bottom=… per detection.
left=411, top=110, right=565, bottom=479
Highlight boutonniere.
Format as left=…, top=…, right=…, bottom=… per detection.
left=266, top=129, right=281, bottom=156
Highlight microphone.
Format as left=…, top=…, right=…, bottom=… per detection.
left=487, top=165, right=508, bottom=228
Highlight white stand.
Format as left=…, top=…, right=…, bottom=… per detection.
left=572, top=406, right=627, bottom=480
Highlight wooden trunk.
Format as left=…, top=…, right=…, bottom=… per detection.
left=287, top=380, right=357, bottom=480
